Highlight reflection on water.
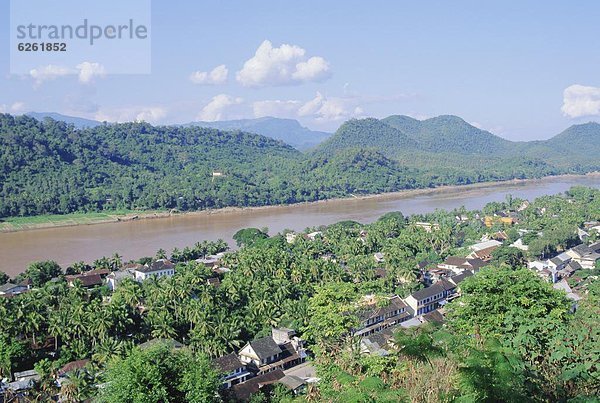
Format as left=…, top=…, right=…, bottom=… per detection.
left=1, top=176, right=599, bottom=276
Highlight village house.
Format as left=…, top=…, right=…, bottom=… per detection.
left=565, top=243, right=600, bottom=269
left=414, top=222, right=440, bottom=232
left=133, top=259, right=175, bottom=282
left=438, top=256, right=487, bottom=273
left=195, top=253, right=225, bottom=269
left=231, top=369, right=285, bottom=402
left=467, top=245, right=500, bottom=261
left=56, top=359, right=90, bottom=387
left=404, top=279, right=455, bottom=315
left=238, top=328, right=307, bottom=375
left=213, top=353, right=252, bottom=389
left=423, top=267, right=455, bottom=284
left=547, top=252, right=571, bottom=272
left=360, top=325, right=398, bottom=356
left=106, top=269, right=136, bottom=291
left=353, top=295, right=412, bottom=337
left=0, top=282, right=30, bottom=297
left=65, top=273, right=103, bottom=288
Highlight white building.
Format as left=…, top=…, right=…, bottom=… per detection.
left=134, top=259, right=175, bottom=282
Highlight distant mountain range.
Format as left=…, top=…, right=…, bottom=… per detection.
left=26, top=113, right=331, bottom=151
left=314, top=115, right=600, bottom=174
left=185, top=117, right=331, bottom=150
left=26, top=112, right=103, bottom=129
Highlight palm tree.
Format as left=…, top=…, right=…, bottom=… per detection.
left=155, top=248, right=168, bottom=260
left=60, top=368, right=93, bottom=402
left=48, top=311, right=68, bottom=351
left=110, top=253, right=123, bottom=271
left=24, top=310, right=43, bottom=346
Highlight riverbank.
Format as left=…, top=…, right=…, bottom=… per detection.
left=2, top=173, right=599, bottom=278
left=2, top=172, right=599, bottom=234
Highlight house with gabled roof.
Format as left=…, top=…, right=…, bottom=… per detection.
left=238, top=328, right=306, bottom=375
left=231, top=369, right=285, bottom=402
left=133, top=259, right=175, bottom=282
left=65, top=273, right=103, bottom=288
left=438, top=257, right=486, bottom=273
left=467, top=245, right=500, bottom=261
left=566, top=243, right=600, bottom=269
left=0, top=283, right=29, bottom=296
left=353, top=295, right=411, bottom=337
left=404, top=279, right=455, bottom=315
left=213, top=353, right=252, bottom=389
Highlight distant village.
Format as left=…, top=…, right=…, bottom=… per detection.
left=1, top=201, right=599, bottom=402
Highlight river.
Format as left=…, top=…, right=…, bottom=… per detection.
left=1, top=175, right=599, bottom=277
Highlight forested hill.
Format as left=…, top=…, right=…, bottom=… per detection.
left=0, top=114, right=302, bottom=217
left=383, top=114, right=514, bottom=155
left=320, top=115, right=515, bottom=158
left=314, top=115, right=600, bottom=174
left=1, top=113, right=599, bottom=218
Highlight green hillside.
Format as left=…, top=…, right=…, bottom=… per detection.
left=315, top=118, right=419, bottom=159
left=1, top=113, right=599, bottom=219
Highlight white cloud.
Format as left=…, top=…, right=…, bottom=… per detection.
left=29, top=64, right=72, bottom=85
left=190, top=64, right=228, bottom=85
left=0, top=102, right=26, bottom=114
left=76, top=62, right=106, bottom=84
left=252, top=92, right=363, bottom=122
left=94, top=106, right=167, bottom=124
left=197, top=94, right=243, bottom=121
left=236, top=40, right=331, bottom=87
left=299, top=92, right=363, bottom=121
left=562, top=84, right=600, bottom=118
left=292, top=56, right=330, bottom=82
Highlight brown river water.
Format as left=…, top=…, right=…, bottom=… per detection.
left=1, top=175, right=599, bottom=277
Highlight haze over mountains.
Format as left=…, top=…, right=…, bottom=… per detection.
left=186, top=117, right=331, bottom=150
left=3, top=112, right=598, bottom=218
left=27, top=112, right=331, bottom=150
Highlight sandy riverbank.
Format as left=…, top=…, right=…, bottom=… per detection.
left=1, top=172, right=599, bottom=234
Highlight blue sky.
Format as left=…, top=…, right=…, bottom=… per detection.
left=1, top=0, right=600, bottom=139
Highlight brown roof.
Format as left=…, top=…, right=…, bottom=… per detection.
left=232, top=369, right=285, bottom=401
left=213, top=353, right=244, bottom=373
left=58, top=359, right=90, bottom=376
left=135, top=259, right=175, bottom=274
left=85, top=268, right=111, bottom=277
left=65, top=274, right=103, bottom=287
left=473, top=245, right=499, bottom=259
left=443, top=257, right=468, bottom=266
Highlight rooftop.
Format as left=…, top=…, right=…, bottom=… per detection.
left=247, top=336, right=282, bottom=360
left=135, top=259, right=175, bottom=274
left=231, top=369, right=285, bottom=402
left=213, top=353, right=244, bottom=373
left=409, top=280, right=454, bottom=301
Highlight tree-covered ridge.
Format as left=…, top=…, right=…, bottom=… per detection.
left=1, top=113, right=599, bottom=219
left=0, top=114, right=301, bottom=216
left=0, top=187, right=598, bottom=401
left=384, top=114, right=515, bottom=155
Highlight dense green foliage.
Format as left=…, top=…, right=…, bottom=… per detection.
left=97, top=342, right=220, bottom=403
left=0, top=183, right=599, bottom=400
left=2, top=113, right=599, bottom=219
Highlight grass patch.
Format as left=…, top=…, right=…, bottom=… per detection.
left=0, top=210, right=163, bottom=231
